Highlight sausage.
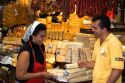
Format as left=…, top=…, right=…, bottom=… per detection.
left=69, top=0, right=75, bottom=14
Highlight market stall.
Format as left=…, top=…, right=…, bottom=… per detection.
left=0, top=0, right=125, bottom=83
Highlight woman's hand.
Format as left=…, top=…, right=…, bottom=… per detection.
left=42, top=72, right=57, bottom=80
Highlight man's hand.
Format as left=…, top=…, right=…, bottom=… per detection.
left=77, top=59, right=95, bottom=69
left=77, top=58, right=86, bottom=68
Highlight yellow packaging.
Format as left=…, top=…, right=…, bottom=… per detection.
left=37, top=18, right=46, bottom=24
left=58, top=31, right=63, bottom=40
left=64, top=22, right=69, bottom=33
left=52, top=31, right=56, bottom=40
left=61, top=22, right=65, bottom=31
left=69, top=23, right=81, bottom=34
left=56, top=31, right=59, bottom=40
left=49, top=31, right=52, bottom=39
left=46, top=16, right=52, bottom=24
left=47, top=30, right=50, bottom=39
left=47, top=24, right=52, bottom=30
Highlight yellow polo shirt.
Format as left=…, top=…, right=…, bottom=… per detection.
left=92, top=33, right=124, bottom=83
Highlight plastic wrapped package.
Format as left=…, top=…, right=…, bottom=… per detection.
left=64, top=22, right=69, bottom=33
left=46, top=16, right=52, bottom=24
left=52, top=31, right=56, bottom=40
left=55, top=31, right=59, bottom=40
left=67, top=69, right=92, bottom=79
left=65, top=48, right=72, bottom=63
left=47, top=42, right=53, bottom=53
left=71, top=48, right=79, bottom=63
left=56, top=48, right=67, bottom=62
left=46, top=53, right=55, bottom=64
left=46, top=30, right=50, bottom=39
left=66, top=68, right=86, bottom=74
left=49, top=31, right=52, bottom=39
left=68, top=75, right=92, bottom=82
left=61, top=22, right=65, bottom=31
left=69, top=22, right=81, bottom=34
left=51, top=40, right=58, bottom=54
left=58, top=31, right=63, bottom=40
left=65, top=63, right=78, bottom=69
left=47, top=69, right=67, bottom=82
left=46, top=24, right=51, bottom=30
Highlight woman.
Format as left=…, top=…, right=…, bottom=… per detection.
left=16, top=21, right=55, bottom=83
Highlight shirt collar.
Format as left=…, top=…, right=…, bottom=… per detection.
left=105, top=33, right=113, bottom=41
left=97, top=33, right=113, bottom=47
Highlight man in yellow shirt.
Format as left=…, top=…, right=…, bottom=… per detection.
left=78, top=15, right=124, bottom=83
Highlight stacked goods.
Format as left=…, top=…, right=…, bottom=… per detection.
left=44, top=40, right=57, bottom=68
left=65, top=63, right=79, bottom=69
left=45, top=40, right=58, bottom=54
left=2, top=25, right=27, bottom=45
left=0, top=44, right=20, bottom=55
left=0, top=56, right=13, bottom=65
left=74, top=33, right=97, bottom=49
left=46, top=53, right=55, bottom=64
left=54, top=40, right=92, bottom=63
left=46, top=22, right=75, bottom=41
left=2, top=37, right=22, bottom=45
left=12, top=54, right=18, bottom=67
left=63, top=32, right=75, bottom=41
left=55, top=41, right=83, bottom=63
left=6, top=25, right=27, bottom=38
left=68, top=74, right=92, bottom=83
left=69, top=22, right=81, bottom=34
left=54, top=42, right=93, bottom=82
left=81, top=48, right=92, bottom=61
left=47, top=68, right=67, bottom=82
left=56, top=41, right=68, bottom=62
left=65, top=63, right=92, bottom=82
left=65, top=42, right=83, bottom=63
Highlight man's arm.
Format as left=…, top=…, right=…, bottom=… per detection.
left=107, top=42, right=124, bottom=83
left=86, top=60, right=95, bottom=69
left=77, top=59, right=95, bottom=69
left=106, top=69, right=123, bottom=83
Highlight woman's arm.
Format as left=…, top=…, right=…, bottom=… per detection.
left=16, top=51, right=52, bottom=80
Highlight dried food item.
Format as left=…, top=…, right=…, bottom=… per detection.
left=76, top=0, right=118, bottom=17
left=69, top=0, right=75, bottom=14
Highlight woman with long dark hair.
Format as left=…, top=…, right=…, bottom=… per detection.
left=16, top=21, right=55, bottom=83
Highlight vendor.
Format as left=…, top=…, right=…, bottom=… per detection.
left=78, top=15, right=124, bottom=83
left=16, top=21, right=56, bottom=83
